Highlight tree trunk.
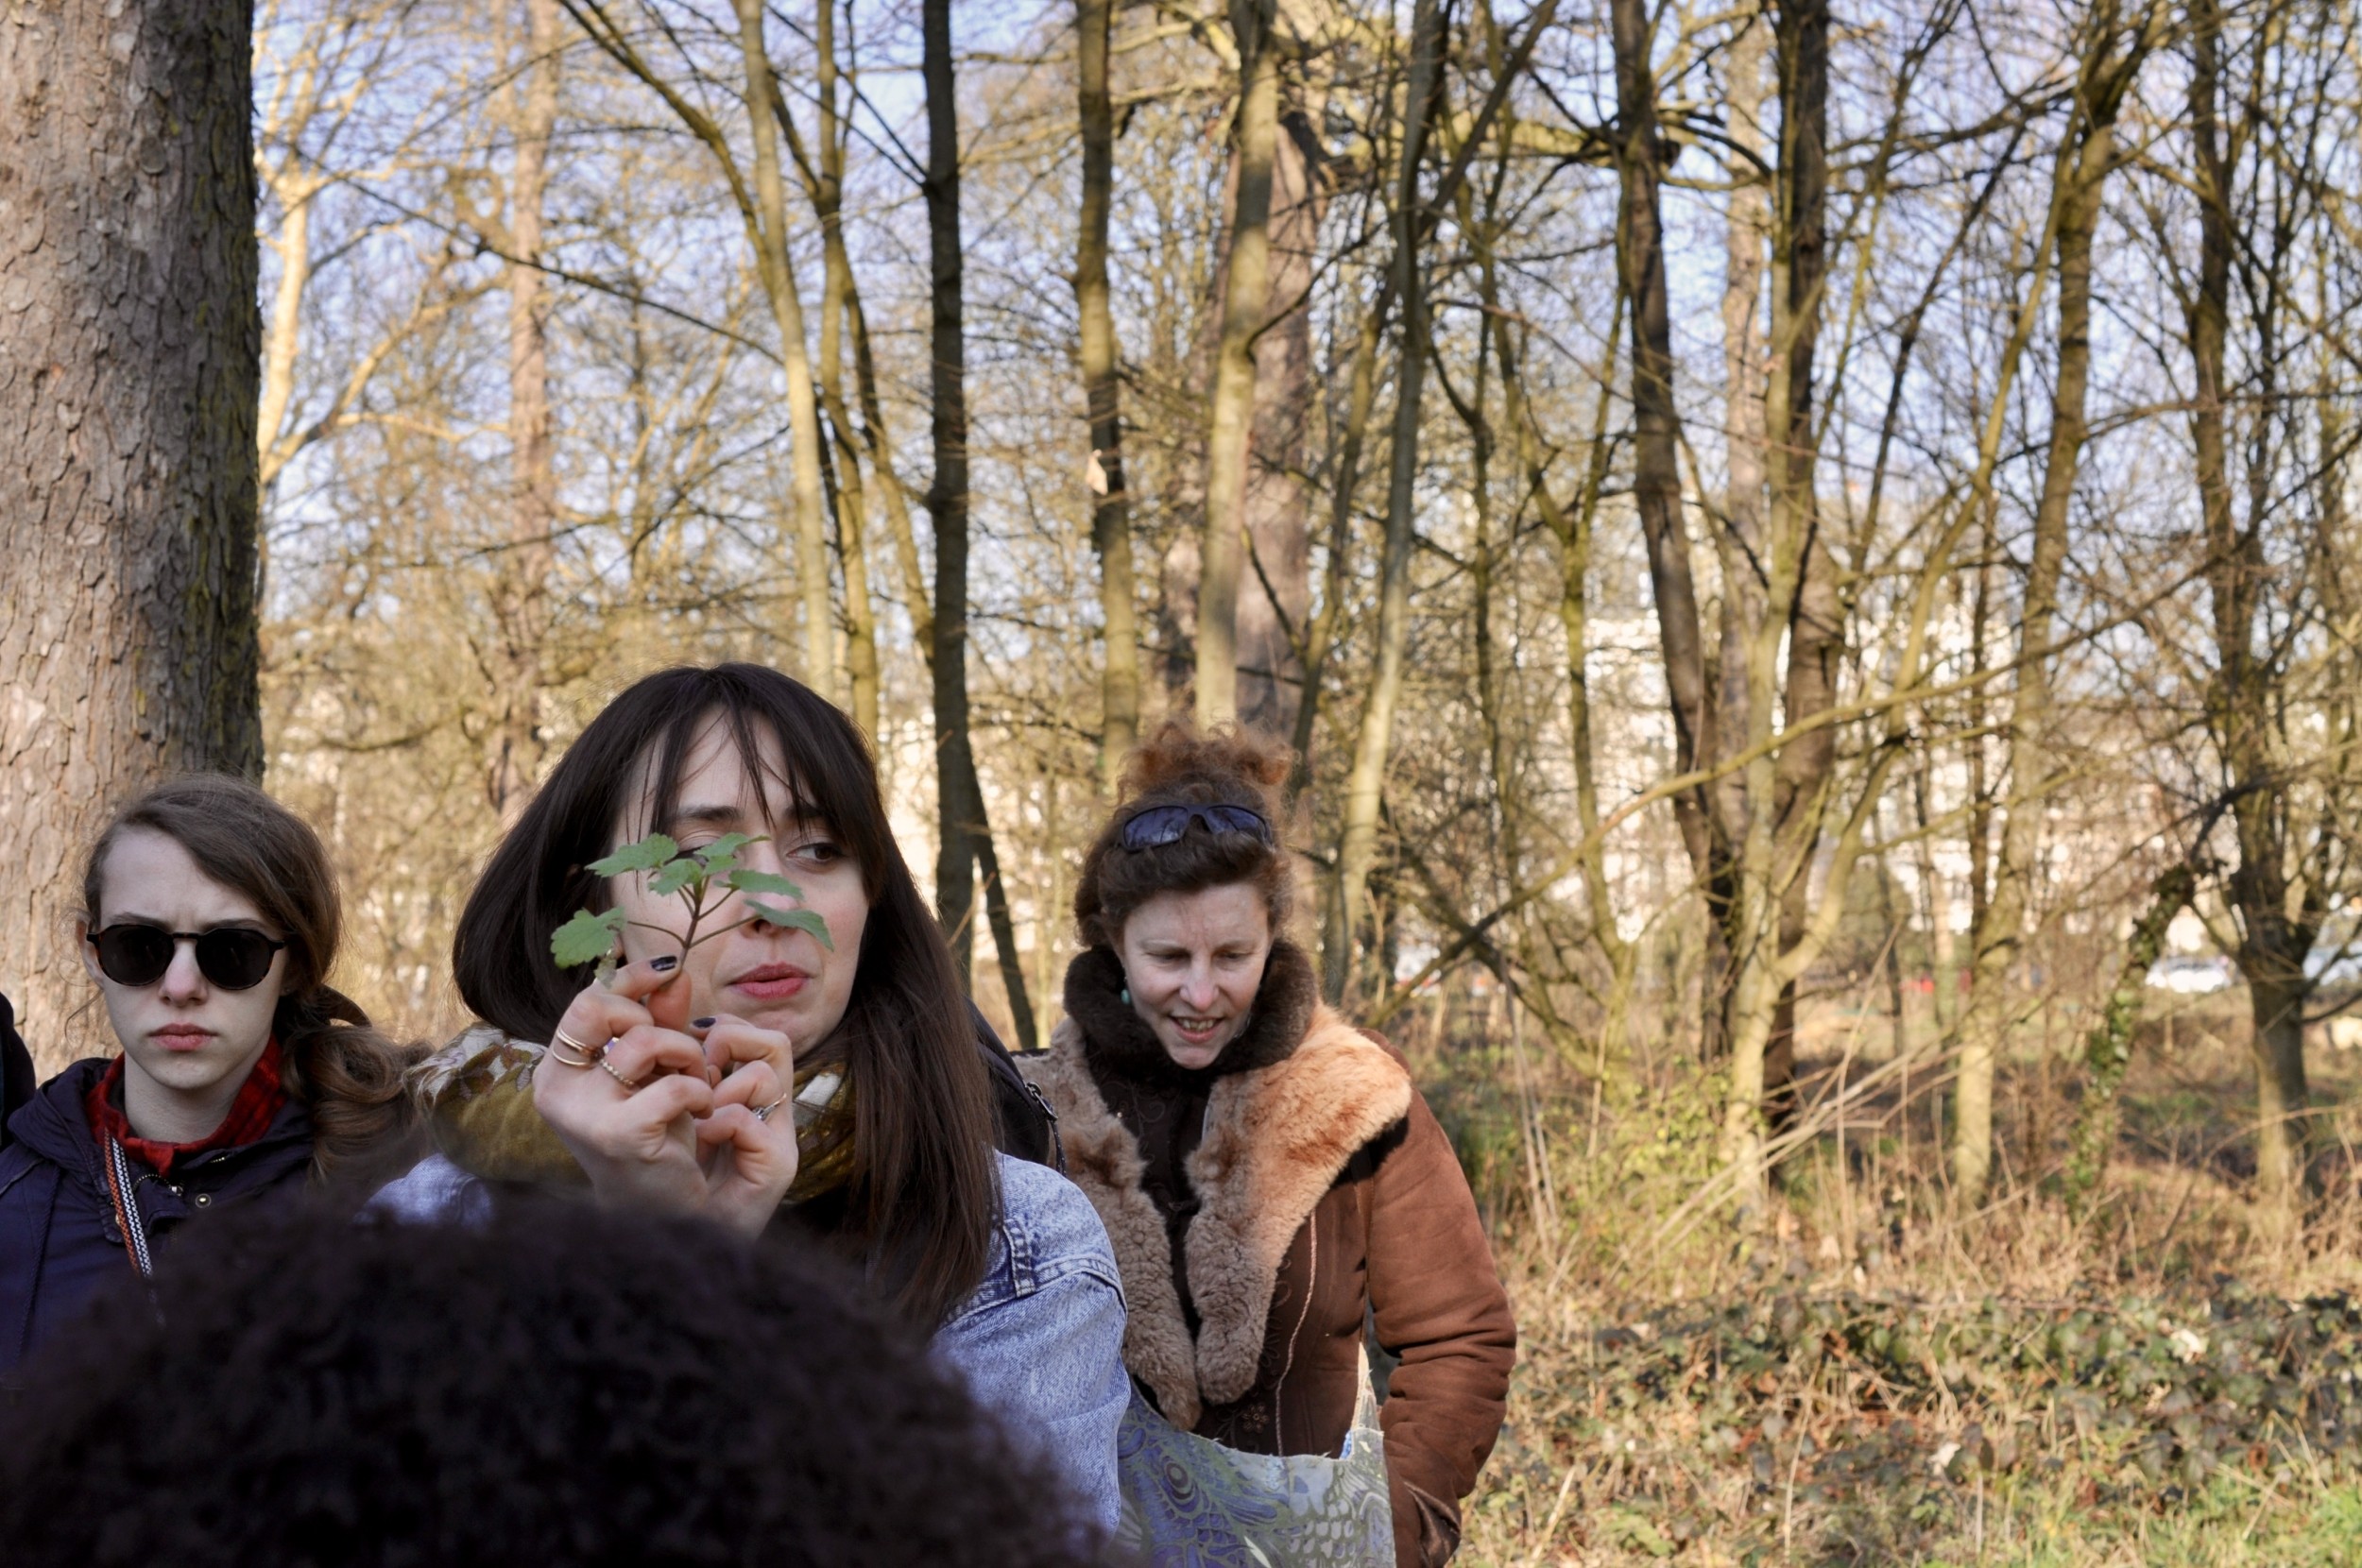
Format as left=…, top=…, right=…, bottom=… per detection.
left=1326, top=0, right=1443, bottom=1002
left=2183, top=0, right=2311, bottom=1204
left=1076, top=0, right=1140, bottom=793
left=807, top=0, right=880, bottom=739
left=1955, top=8, right=2139, bottom=1204
left=1609, top=0, right=1718, bottom=906
left=1194, top=0, right=1283, bottom=731
left=923, top=0, right=983, bottom=977
left=1759, top=0, right=1833, bottom=1144
left=731, top=0, right=836, bottom=701
left=491, top=0, right=562, bottom=825
left=0, top=0, right=263, bottom=1069
left=1235, top=111, right=1323, bottom=739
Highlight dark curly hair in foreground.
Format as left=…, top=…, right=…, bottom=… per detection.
left=0, top=1201, right=1101, bottom=1568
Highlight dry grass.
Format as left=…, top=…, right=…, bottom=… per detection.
left=1403, top=985, right=2362, bottom=1565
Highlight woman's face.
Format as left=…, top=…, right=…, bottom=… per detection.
left=78, top=828, right=286, bottom=1109
left=610, top=717, right=871, bottom=1056
left=1117, top=883, right=1273, bottom=1070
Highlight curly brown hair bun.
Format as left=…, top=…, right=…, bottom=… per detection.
left=1074, top=720, right=1296, bottom=950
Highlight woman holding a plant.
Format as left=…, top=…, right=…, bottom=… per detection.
left=377, top=664, right=1128, bottom=1534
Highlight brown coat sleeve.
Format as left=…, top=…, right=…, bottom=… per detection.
left=1363, top=1087, right=1516, bottom=1567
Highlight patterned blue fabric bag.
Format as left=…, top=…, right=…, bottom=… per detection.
left=1112, top=1355, right=1391, bottom=1567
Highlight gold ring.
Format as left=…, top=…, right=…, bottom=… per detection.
left=753, top=1094, right=791, bottom=1123
left=546, top=1026, right=604, bottom=1068
left=600, top=1056, right=642, bottom=1091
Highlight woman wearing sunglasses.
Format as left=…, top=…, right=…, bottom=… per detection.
left=372, top=663, right=1128, bottom=1534
left=0, top=776, right=421, bottom=1372
left=1019, top=723, right=1515, bottom=1567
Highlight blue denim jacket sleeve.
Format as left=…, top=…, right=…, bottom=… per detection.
left=933, top=1151, right=1130, bottom=1539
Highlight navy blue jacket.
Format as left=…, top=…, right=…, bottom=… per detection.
left=0, top=1058, right=316, bottom=1375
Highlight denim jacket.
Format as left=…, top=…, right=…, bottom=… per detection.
left=373, top=1149, right=1128, bottom=1534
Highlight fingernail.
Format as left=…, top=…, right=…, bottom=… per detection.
left=649, top=955, right=678, bottom=973
left=692, top=1015, right=716, bottom=1029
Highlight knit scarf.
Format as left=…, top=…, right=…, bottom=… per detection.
left=417, top=1027, right=858, bottom=1207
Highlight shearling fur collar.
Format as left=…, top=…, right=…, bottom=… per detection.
left=1062, top=938, right=1319, bottom=1087
left=1019, top=989, right=1412, bottom=1429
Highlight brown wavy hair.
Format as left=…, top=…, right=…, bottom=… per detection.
left=78, top=775, right=423, bottom=1185
left=1074, top=720, right=1295, bottom=949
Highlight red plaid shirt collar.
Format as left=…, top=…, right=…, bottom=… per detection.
left=84, top=1039, right=289, bottom=1177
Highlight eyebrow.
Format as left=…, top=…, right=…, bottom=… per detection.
left=663, top=800, right=828, bottom=834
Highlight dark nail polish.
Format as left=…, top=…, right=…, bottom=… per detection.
left=649, top=955, right=678, bottom=973
left=692, top=1015, right=716, bottom=1030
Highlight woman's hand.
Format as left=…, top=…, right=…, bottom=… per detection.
left=691, top=1014, right=800, bottom=1237
left=533, top=963, right=801, bottom=1240
left=534, top=958, right=710, bottom=1215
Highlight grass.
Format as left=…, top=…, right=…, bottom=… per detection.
left=1403, top=984, right=2362, bottom=1564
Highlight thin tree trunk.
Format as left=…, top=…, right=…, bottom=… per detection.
left=849, top=289, right=933, bottom=657
left=807, top=0, right=880, bottom=738
left=1077, top=0, right=1141, bottom=792
left=731, top=0, right=836, bottom=700
left=1326, top=0, right=1444, bottom=1002
left=920, top=0, right=1033, bottom=1048
left=1955, top=7, right=2141, bottom=1203
left=1609, top=0, right=1718, bottom=903
left=924, top=0, right=978, bottom=978
left=491, top=0, right=562, bottom=825
left=1759, top=0, right=1834, bottom=1143
left=1236, top=111, right=1323, bottom=739
left=2185, top=0, right=2310, bottom=1204
left=1195, top=0, right=1283, bottom=730
left=258, top=183, right=311, bottom=491
left=1287, top=285, right=1384, bottom=793
left=0, top=0, right=263, bottom=1069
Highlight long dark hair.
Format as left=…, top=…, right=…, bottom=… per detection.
left=78, top=776, right=423, bottom=1185
left=452, top=663, right=998, bottom=1325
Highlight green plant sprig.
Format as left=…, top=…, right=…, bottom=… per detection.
left=550, top=831, right=832, bottom=985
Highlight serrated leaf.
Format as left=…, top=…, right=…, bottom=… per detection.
left=648, top=857, right=703, bottom=898
left=694, top=832, right=756, bottom=870
left=588, top=833, right=679, bottom=878
left=748, top=902, right=833, bottom=950
left=727, top=868, right=805, bottom=899
left=552, top=907, right=627, bottom=968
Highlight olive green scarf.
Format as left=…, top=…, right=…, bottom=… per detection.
left=412, top=1026, right=857, bottom=1207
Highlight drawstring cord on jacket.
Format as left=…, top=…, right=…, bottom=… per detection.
left=100, top=1138, right=154, bottom=1279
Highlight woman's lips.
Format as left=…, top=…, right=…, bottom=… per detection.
left=728, top=964, right=810, bottom=1001
left=150, top=1027, right=215, bottom=1053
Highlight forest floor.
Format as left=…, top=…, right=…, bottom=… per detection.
left=1412, top=988, right=2362, bottom=1565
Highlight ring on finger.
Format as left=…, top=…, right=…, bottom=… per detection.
left=600, top=1056, right=643, bottom=1091
left=547, top=1026, right=606, bottom=1068
left=752, top=1094, right=791, bottom=1123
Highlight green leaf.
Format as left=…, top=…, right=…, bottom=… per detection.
left=748, top=902, right=833, bottom=950
left=587, top=833, right=679, bottom=878
left=648, top=857, right=704, bottom=898
left=694, top=832, right=756, bottom=870
left=726, top=867, right=805, bottom=899
left=551, top=907, right=627, bottom=969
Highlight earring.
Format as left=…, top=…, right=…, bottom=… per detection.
left=1121, top=987, right=1132, bottom=1006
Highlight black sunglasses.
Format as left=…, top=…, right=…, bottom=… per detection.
left=89, top=925, right=287, bottom=992
left=1117, top=804, right=1275, bottom=851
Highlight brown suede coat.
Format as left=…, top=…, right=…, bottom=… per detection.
left=1023, top=943, right=1515, bottom=1566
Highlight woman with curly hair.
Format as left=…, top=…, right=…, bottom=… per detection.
left=374, top=663, right=1127, bottom=1529
left=1020, top=722, right=1517, bottom=1567
left=0, top=776, right=423, bottom=1372
left=0, top=1199, right=1106, bottom=1568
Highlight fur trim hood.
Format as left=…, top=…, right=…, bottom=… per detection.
left=1022, top=950, right=1412, bottom=1428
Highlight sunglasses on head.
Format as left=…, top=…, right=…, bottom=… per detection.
left=1117, top=803, right=1275, bottom=852
left=88, top=925, right=287, bottom=991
